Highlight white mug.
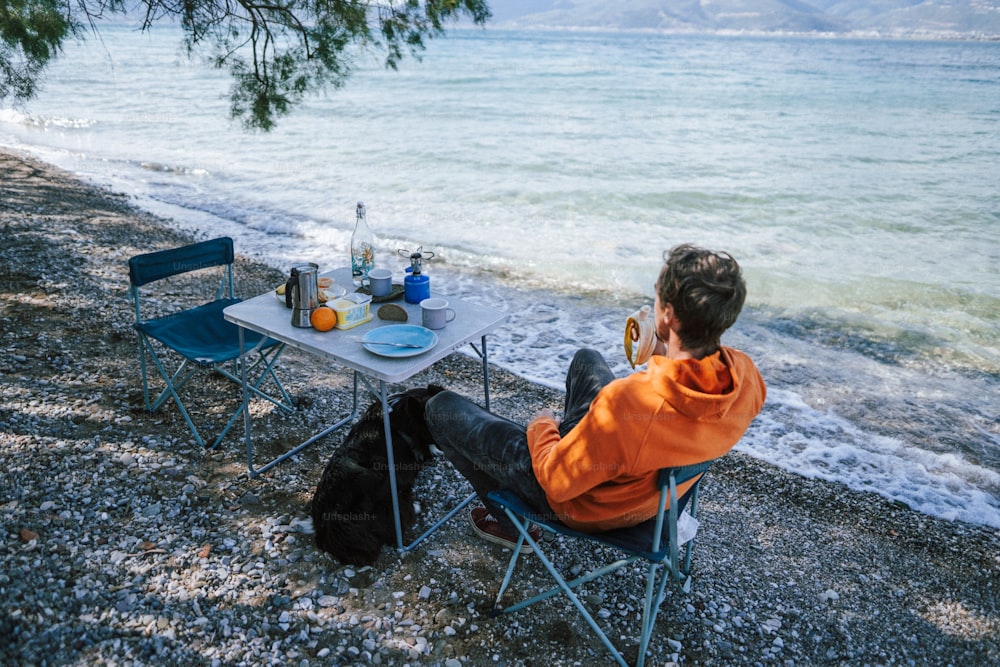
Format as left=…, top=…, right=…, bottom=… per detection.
left=367, top=268, right=393, bottom=297
left=420, top=297, right=456, bottom=330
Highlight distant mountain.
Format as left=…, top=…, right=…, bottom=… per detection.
left=487, top=0, right=1000, bottom=38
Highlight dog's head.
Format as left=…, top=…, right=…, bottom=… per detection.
left=386, top=383, right=445, bottom=462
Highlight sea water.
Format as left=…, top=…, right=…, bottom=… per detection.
left=2, top=24, right=998, bottom=529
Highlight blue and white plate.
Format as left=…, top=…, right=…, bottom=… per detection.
left=361, top=325, right=438, bottom=358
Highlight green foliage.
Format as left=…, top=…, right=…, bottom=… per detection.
left=0, top=0, right=492, bottom=130
left=0, top=0, right=74, bottom=100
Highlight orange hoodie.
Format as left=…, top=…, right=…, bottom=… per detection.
left=526, top=347, right=765, bottom=532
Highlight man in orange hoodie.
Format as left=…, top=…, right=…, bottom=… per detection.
left=425, top=244, right=766, bottom=550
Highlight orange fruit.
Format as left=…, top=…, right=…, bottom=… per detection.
left=310, top=306, right=337, bottom=331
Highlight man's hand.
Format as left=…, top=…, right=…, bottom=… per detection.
left=531, top=408, right=561, bottom=426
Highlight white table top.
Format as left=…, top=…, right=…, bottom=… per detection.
left=224, top=268, right=508, bottom=384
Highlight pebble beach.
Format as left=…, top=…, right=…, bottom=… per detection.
left=1, top=148, right=998, bottom=666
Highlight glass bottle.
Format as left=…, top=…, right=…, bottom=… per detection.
left=350, top=201, right=374, bottom=286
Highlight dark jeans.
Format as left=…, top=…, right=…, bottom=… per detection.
left=425, top=348, right=615, bottom=531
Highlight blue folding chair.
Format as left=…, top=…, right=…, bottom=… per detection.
left=128, top=237, right=292, bottom=448
left=487, top=459, right=715, bottom=667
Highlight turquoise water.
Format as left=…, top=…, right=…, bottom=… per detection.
left=2, top=25, right=998, bottom=528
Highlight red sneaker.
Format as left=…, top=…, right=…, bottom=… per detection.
left=470, top=507, right=540, bottom=554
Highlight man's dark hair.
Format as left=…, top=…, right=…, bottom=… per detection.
left=656, top=244, right=747, bottom=354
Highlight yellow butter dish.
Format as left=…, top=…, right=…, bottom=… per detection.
left=332, top=293, right=373, bottom=330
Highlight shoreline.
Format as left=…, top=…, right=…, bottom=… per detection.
left=2, top=147, right=998, bottom=665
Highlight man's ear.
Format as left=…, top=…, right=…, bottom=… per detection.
left=662, top=303, right=686, bottom=343
left=660, top=302, right=676, bottom=329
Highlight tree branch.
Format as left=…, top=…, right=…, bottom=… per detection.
left=1, top=0, right=492, bottom=130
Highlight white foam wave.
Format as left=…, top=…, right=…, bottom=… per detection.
left=742, top=388, right=1000, bottom=529
left=46, top=116, right=97, bottom=129
left=0, top=107, right=96, bottom=129
left=0, top=108, right=25, bottom=124
left=139, top=161, right=210, bottom=176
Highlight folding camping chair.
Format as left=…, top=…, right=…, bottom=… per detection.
left=128, top=237, right=292, bottom=448
left=487, top=459, right=716, bottom=667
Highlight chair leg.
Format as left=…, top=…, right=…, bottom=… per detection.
left=137, top=335, right=196, bottom=412
left=137, top=334, right=151, bottom=410
left=138, top=339, right=207, bottom=447
left=502, top=554, right=638, bottom=613
left=210, top=396, right=250, bottom=450
left=138, top=334, right=198, bottom=411
left=264, top=345, right=292, bottom=404
left=137, top=335, right=294, bottom=450
left=636, top=523, right=700, bottom=666
left=495, top=507, right=631, bottom=667
left=209, top=344, right=294, bottom=450
left=159, top=338, right=290, bottom=451
left=246, top=344, right=293, bottom=410
left=256, top=360, right=287, bottom=407
left=149, top=361, right=198, bottom=411
left=636, top=561, right=669, bottom=667
left=492, top=534, right=526, bottom=610
left=683, top=486, right=701, bottom=574
left=217, top=343, right=293, bottom=413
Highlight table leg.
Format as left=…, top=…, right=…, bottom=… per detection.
left=380, top=375, right=476, bottom=551
left=244, top=361, right=360, bottom=478
left=467, top=334, right=492, bottom=411
left=481, top=334, right=491, bottom=411
left=377, top=380, right=406, bottom=550
left=385, top=336, right=492, bottom=551
left=239, top=326, right=252, bottom=467
left=403, top=492, right=477, bottom=552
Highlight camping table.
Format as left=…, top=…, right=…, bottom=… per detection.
left=224, top=267, right=508, bottom=550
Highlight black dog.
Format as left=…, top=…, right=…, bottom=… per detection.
left=310, top=384, right=444, bottom=565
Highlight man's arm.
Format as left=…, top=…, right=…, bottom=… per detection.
left=526, top=394, right=633, bottom=504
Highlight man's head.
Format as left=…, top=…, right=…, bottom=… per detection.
left=655, top=244, right=746, bottom=355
